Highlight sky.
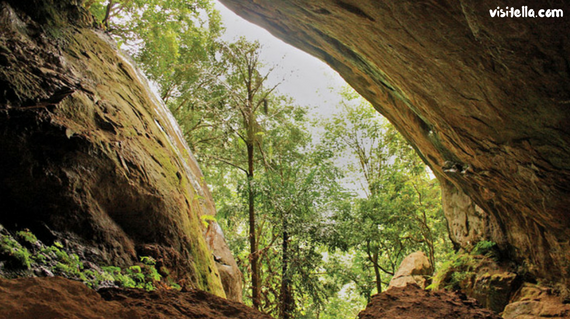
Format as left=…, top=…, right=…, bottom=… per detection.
left=212, top=2, right=399, bottom=196
left=213, top=1, right=348, bottom=118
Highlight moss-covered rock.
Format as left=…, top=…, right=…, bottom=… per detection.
left=429, top=245, right=520, bottom=313
left=0, top=0, right=226, bottom=297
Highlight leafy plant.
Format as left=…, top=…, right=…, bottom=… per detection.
left=101, top=256, right=164, bottom=291
left=200, top=215, right=217, bottom=228
left=1, top=228, right=181, bottom=291
left=16, top=230, right=38, bottom=245
left=472, top=240, right=499, bottom=260
left=0, top=235, right=32, bottom=269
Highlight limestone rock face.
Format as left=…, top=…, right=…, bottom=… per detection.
left=0, top=0, right=238, bottom=297
left=389, top=251, right=433, bottom=289
left=219, top=0, right=570, bottom=282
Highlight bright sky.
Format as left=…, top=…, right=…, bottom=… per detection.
left=213, top=1, right=384, bottom=196
left=214, top=1, right=347, bottom=118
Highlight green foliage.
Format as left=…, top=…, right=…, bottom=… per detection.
left=472, top=240, right=499, bottom=260
left=101, top=256, right=163, bottom=291
left=428, top=240, right=500, bottom=291
left=318, top=87, right=452, bottom=298
left=16, top=230, right=38, bottom=245
left=428, top=251, right=480, bottom=291
left=86, top=0, right=224, bottom=109
left=0, top=235, right=32, bottom=269
left=0, top=228, right=177, bottom=291
left=200, top=215, right=217, bottom=228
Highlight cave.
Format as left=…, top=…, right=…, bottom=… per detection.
left=1, top=0, right=569, bottom=317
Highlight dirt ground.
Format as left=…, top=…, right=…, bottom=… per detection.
left=0, top=277, right=502, bottom=319
left=358, top=284, right=500, bottom=319
left=0, top=277, right=271, bottom=319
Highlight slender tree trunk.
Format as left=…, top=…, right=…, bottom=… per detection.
left=247, top=141, right=261, bottom=309
left=280, top=217, right=293, bottom=319
left=102, top=0, right=115, bottom=29
left=372, top=250, right=382, bottom=294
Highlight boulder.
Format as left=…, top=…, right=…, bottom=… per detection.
left=389, top=251, right=433, bottom=289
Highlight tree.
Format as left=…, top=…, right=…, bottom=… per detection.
left=86, top=0, right=224, bottom=114
left=259, top=140, right=345, bottom=318
left=186, top=39, right=281, bottom=309
left=320, top=87, right=451, bottom=296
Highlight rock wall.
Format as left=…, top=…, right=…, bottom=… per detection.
left=218, top=0, right=570, bottom=283
left=0, top=0, right=240, bottom=298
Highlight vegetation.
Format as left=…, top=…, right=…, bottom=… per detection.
left=0, top=228, right=179, bottom=291
left=318, top=89, right=451, bottom=298
left=78, top=1, right=455, bottom=317
left=428, top=240, right=500, bottom=291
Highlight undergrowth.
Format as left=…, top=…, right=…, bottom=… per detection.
left=0, top=228, right=181, bottom=291
left=427, top=240, right=500, bottom=291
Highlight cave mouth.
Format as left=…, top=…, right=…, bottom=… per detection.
left=81, top=0, right=454, bottom=315
left=4, top=0, right=570, bottom=317
left=0, top=0, right=455, bottom=315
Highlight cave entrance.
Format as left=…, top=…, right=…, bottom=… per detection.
left=86, top=0, right=452, bottom=317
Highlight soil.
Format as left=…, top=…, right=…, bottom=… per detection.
left=358, top=284, right=501, bottom=319
left=0, top=277, right=271, bottom=319
left=0, top=277, right=502, bottom=319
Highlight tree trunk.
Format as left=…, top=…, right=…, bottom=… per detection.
left=247, top=141, right=261, bottom=309
left=372, top=250, right=382, bottom=294
left=280, top=217, right=293, bottom=319
left=102, top=0, right=114, bottom=29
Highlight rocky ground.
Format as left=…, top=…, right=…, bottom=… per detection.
left=359, top=284, right=500, bottom=319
